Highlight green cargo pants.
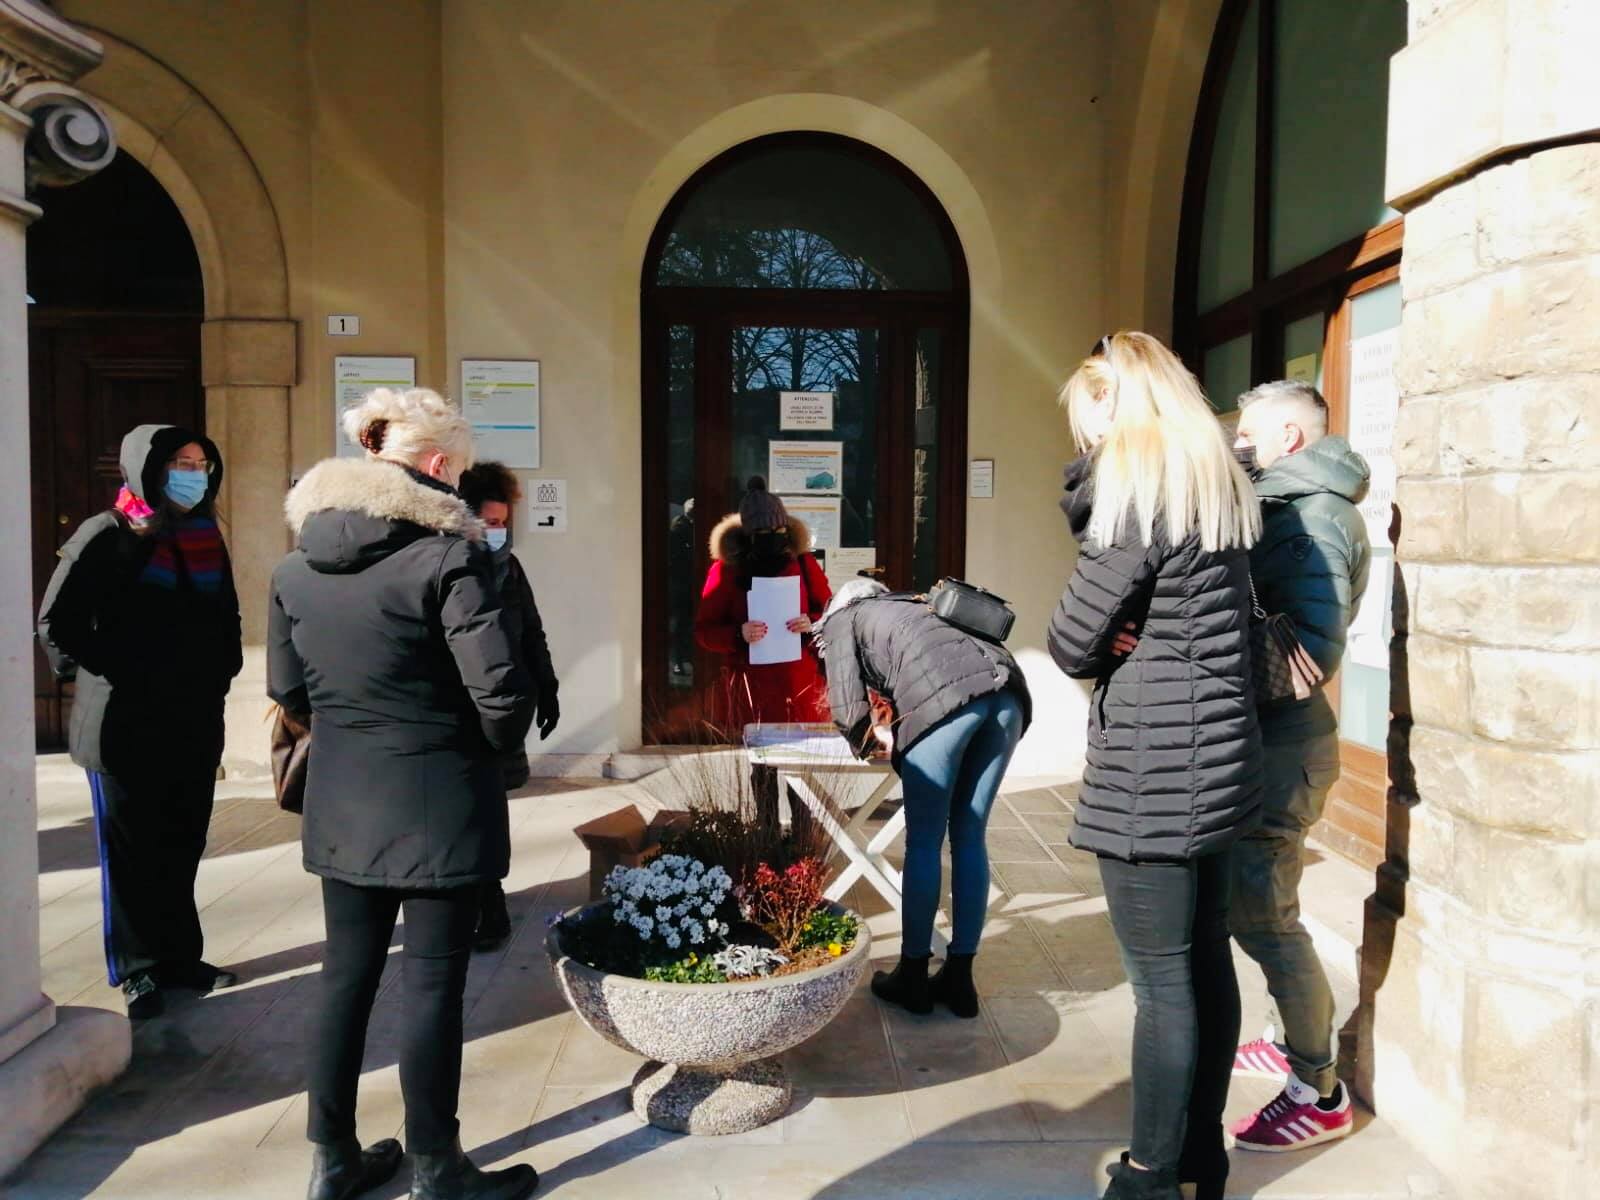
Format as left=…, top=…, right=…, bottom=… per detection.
left=1227, top=731, right=1341, bottom=1096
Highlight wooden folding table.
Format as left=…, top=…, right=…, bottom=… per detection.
left=744, top=723, right=948, bottom=950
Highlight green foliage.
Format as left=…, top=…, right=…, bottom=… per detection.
left=643, top=953, right=728, bottom=984
left=797, top=908, right=859, bottom=953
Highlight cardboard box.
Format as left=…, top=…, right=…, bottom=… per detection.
left=571, top=806, right=691, bottom=900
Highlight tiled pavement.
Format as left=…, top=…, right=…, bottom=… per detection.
left=5, top=757, right=1450, bottom=1199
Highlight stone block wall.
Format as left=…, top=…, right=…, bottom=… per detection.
left=1379, top=5, right=1600, bottom=1193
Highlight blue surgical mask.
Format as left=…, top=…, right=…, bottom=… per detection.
left=485, top=527, right=509, bottom=552
left=163, top=469, right=209, bottom=510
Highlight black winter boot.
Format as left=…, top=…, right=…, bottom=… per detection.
left=307, top=1136, right=403, bottom=1200
left=928, top=953, right=980, bottom=1019
left=1101, top=1154, right=1181, bottom=1200
left=474, top=882, right=511, bottom=953
left=1177, top=1134, right=1230, bottom=1200
left=871, top=954, right=933, bottom=1014
left=409, top=1138, right=538, bottom=1200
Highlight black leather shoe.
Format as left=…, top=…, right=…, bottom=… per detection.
left=409, top=1138, right=538, bottom=1200
left=870, top=953, right=933, bottom=1015
left=307, top=1136, right=403, bottom=1200
left=161, top=960, right=240, bottom=992
left=929, top=953, right=980, bottom=1019
left=121, top=971, right=163, bottom=1021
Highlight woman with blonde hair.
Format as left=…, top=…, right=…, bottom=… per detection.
left=1047, top=333, right=1263, bottom=1200
left=270, top=388, right=538, bottom=1200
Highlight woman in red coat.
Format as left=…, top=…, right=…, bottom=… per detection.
left=695, top=478, right=832, bottom=731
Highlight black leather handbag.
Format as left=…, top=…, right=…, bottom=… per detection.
left=928, top=578, right=1016, bottom=644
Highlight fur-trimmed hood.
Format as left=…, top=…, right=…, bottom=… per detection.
left=285, top=457, right=483, bottom=574
left=708, top=511, right=813, bottom=563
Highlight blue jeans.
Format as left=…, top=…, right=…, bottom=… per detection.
left=897, top=690, right=1026, bottom=957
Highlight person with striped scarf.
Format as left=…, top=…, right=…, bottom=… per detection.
left=38, top=424, right=243, bottom=1021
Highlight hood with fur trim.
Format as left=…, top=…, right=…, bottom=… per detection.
left=285, top=457, right=484, bottom=574
left=708, top=511, right=813, bottom=564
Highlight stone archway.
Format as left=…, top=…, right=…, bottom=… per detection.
left=70, top=29, right=296, bottom=772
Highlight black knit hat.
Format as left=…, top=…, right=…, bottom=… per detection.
left=738, top=476, right=788, bottom=531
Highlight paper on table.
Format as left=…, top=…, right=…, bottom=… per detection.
left=747, top=575, right=802, bottom=665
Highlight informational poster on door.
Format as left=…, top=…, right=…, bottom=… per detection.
left=524, top=477, right=567, bottom=533
left=779, top=391, right=834, bottom=431
left=1346, top=327, right=1399, bottom=547
left=1286, top=352, right=1319, bottom=385
left=335, top=356, right=415, bottom=457
left=779, top=494, right=841, bottom=549
left=462, top=359, right=541, bottom=467
left=1347, top=556, right=1394, bottom=671
left=768, top=440, right=843, bottom=494
left=824, top=546, right=877, bottom=591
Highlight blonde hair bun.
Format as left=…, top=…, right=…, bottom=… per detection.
left=340, top=387, right=474, bottom=471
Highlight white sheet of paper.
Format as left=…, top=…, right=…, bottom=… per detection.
left=747, top=575, right=802, bottom=665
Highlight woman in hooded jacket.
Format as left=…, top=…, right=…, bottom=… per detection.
left=37, top=424, right=242, bottom=1022
left=693, top=477, right=832, bottom=729
left=1047, top=332, right=1263, bottom=1200
left=269, top=389, right=538, bottom=1200
left=457, top=460, right=561, bottom=952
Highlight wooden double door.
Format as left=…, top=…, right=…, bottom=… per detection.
left=641, top=297, right=968, bottom=742
left=28, top=312, right=204, bottom=749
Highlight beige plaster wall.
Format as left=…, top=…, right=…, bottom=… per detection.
left=441, top=0, right=1109, bottom=767
left=37, top=0, right=1210, bottom=771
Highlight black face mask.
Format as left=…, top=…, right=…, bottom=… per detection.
left=1233, top=443, right=1261, bottom=478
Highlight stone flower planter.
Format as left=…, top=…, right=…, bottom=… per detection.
left=546, top=902, right=871, bottom=1135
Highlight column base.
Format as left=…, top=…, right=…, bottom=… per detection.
left=0, top=1006, right=130, bottom=1179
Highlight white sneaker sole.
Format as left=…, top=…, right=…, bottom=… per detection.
left=1234, top=1119, right=1353, bottom=1153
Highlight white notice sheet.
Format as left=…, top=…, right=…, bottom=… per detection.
left=747, top=575, right=802, bottom=666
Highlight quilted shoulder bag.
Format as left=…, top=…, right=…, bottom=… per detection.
left=1247, top=575, right=1324, bottom=705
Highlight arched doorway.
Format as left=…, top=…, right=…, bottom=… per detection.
left=640, top=132, right=969, bottom=741
left=26, top=149, right=204, bottom=748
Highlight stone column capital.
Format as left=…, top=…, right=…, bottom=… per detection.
left=0, top=2, right=103, bottom=95
left=1, top=4, right=112, bottom=189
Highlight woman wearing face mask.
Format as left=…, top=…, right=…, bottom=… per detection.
left=38, top=425, right=243, bottom=1022
left=457, top=461, right=560, bottom=952
left=270, top=390, right=538, bottom=1200
left=694, top=477, right=832, bottom=728
left=1047, top=332, right=1263, bottom=1200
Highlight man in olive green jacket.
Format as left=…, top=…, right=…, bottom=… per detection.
left=1226, top=380, right=1372, bottom=1153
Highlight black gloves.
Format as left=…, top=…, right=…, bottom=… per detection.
left=536, top=689, right=560, bottom=740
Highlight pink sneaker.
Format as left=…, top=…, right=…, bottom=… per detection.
left=1231, top=1077, right=1353, bottom=1152
left=1232, top=1036, right=1292, bottom=1081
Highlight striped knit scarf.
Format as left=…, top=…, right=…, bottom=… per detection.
left=141, top=515, right=225, bottom=594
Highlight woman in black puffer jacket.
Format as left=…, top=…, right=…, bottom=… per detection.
left=270, top=388, right=538, bottom=1200
left=1047, top=332, right=1262, bottom=1200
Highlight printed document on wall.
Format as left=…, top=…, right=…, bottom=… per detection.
left=462, top=359, right=541, bottom=467
left=335, top=356, right=415, bottom=458
left=768, top=441, right=843, bottom=494
left=747, top=575, right=802, bottom=665
left=1346, top=328, right=1398, bottom=547
left=779, top=495, right=841, bottom=549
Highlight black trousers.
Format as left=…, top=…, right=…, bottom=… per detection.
left=87, top=768, right=215, bottom=986
left=1098, top=850, right=1240, bottom=1172
left=308, top=878, right=479, bottom=1153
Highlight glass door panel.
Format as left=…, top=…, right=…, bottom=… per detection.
left=1338, top=279, right=1401, bottom=749
left=730, top=325, right=880, bottom=589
